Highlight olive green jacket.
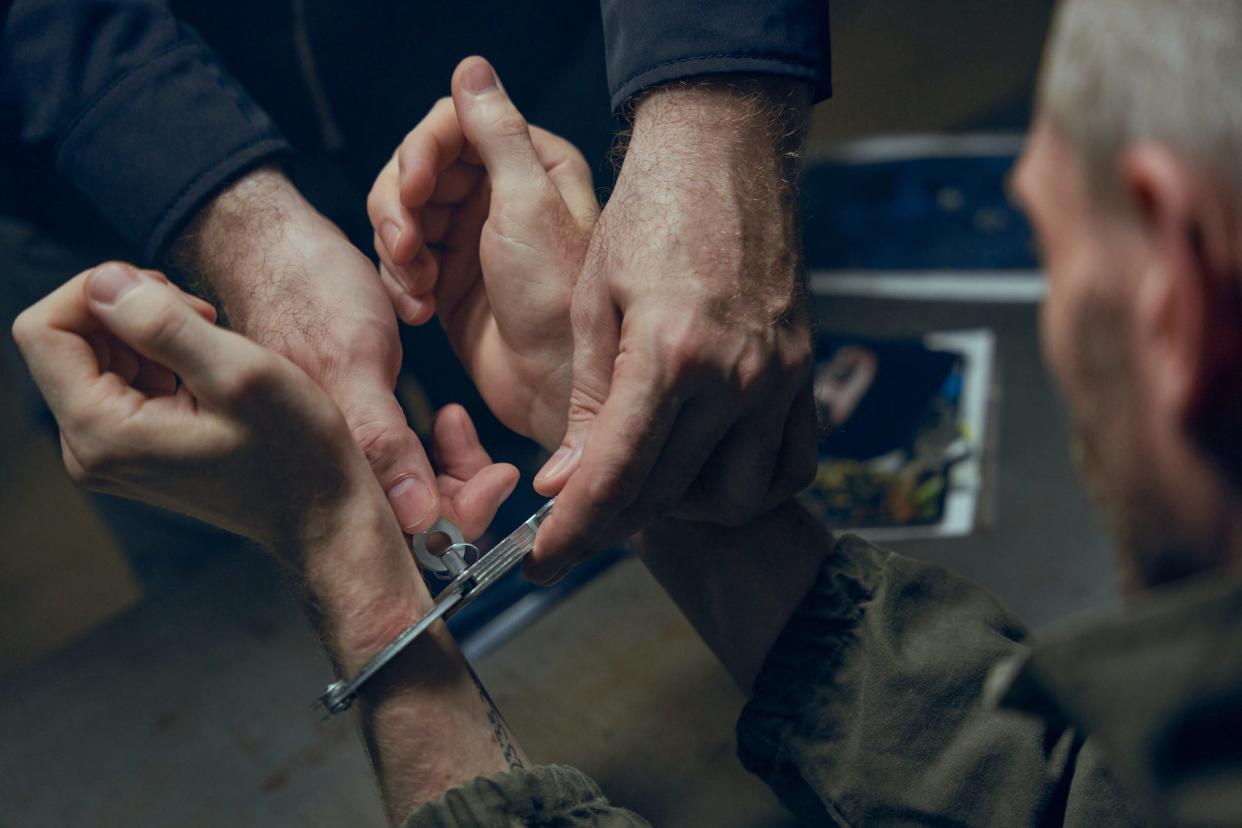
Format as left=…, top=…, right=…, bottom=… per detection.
left=406, top=535, right=1242, bottom=826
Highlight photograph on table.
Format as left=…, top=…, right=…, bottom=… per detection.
left=803, top=329, right=995, bottom=540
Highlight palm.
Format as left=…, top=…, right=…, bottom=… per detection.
left=369, top=79, right=599, bottom=453
left=433, top=179, right=577, bottom=450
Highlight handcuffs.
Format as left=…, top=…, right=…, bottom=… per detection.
left=317, top=499, right=554, bottom=715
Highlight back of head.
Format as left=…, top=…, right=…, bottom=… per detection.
left=1041, top=0, right=1242, bottom=210
left=1025, top=1, right=1242, bottom=587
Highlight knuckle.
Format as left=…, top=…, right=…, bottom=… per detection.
left=10, top=308, right=36, bottom=348
left=785, top=332, right=814, bottom=369
left=491, top=109, right=530, bottom=140
left=62, top=440, right=94, bottom=485
left=217, top=354, right=282, bottom=403
left=68, top=439, right=115, bottom=484
left=365, top=184, right=384, bottom=224
left=565, top=394, right=604, bottom=426
left=62, top=402, right=97, bottom=438
left=64, top=461, right=93, bottom=487
left=733, top=351, right=771, bottom=398
left=137, top=302, right=188, bottom=352
left=395, top=146, right=412, bottom=181
left=349, top=418, right=399, bottom=466
left=654, top=325, right=710, bottom=384
left=397, top=138, right=420, bottom=179
left=430, top=96, right=454, bottom=117
left=722, top=335, right=775, bottom=399
left=781, top=339, right=814, bottom=385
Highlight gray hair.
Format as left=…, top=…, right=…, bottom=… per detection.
left=1039, top=0, right=1242, bottom=206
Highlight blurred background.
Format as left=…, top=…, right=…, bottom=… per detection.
left=1, top=1, right=1116, bottom=826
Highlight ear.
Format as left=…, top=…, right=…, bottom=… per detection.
left=1120, top=144, right=1242, bottom=434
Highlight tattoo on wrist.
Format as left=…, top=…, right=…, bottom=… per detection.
left=469, top=666, right=525, bottom=770
left=484, top=696, right=525, bottom=770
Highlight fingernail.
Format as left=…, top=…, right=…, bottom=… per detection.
left=535, top=446, right=579, bottom=485
left=461, top=60, right=499, bottom=95
left=387, top=476, right=435, bottom=532
left=87, top=262, right=140, bottom=306
left=381, top=221, right=403, bottom=261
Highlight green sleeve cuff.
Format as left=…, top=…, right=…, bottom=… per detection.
left=403, top=764, right=649, bottom=828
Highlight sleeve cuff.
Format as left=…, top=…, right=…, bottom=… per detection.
left=735, top=534, right=888, bottom=823
left=402, top=764, right=646, bottom=827
left=53, top=38, right=292, bottom=262
left=610, top=54, right=830, bottom=113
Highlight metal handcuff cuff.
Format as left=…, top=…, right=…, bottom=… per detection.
left=317, top=499, right=554, bottom=715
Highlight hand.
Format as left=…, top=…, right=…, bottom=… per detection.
left=528, top=79, right=820, bottom=581
left=367, top=56, right=598, bottom=451
left=11, top=263, right=518, bottom=657
left=175, top=168, right=443, bottom=534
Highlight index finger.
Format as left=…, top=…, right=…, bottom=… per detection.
left=12, top=269, right=107, bottom=402
left=530, top=359, right=681, bottom=576
left=397, top=97, right=482, bottom=209
left=431, top=405, right=520, bottom=540
left=529, top=125, right=599, bottom=228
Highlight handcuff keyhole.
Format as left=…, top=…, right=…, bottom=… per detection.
left=425, top=531, right=454, bottom=557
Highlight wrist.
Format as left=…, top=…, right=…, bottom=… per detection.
left=616, top=77, right=811, bottom=263
left=288, top=490, right=522, bottom=813
left=601, top=77, right=811, bottom=313
left=626, top=76, right=811, bottom=179
left=171, top=166, right=344, bottom=326
left=281, top=482, right=432, bottom=675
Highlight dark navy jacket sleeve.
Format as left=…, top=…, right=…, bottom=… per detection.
left=0, top=0, right=291, bottom=262
left=600, top=0, right=831, bottom=112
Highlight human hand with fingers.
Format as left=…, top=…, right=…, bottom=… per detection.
left=11, top=260, right=566, bottom=815
left=11, top=262, right=519, bottom=654
left=372, top=62, right=820, bottom=584
left=175, top=168, right=444, bottom=537
left=367, top=56, right=598, bottom=453
left=527, top=78, right=821, bottom=581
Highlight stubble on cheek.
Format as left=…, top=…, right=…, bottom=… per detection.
left=1063, top=293, right=1193, bottom=593
left=1063, top=292, right=1145, bottom=587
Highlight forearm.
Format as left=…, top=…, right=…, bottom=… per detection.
left=637, top=499, right=832, bottom=692
left=359, top=628, right=529, bottom=822
left=293, top=491, right=526, bottom=823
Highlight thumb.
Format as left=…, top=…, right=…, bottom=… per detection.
left=533, top=412, right=590, bottom=497
left=533, top=276, right=618, bottom=496
left=85, top=262, right=244, bottom=402
left=451, top=56, right=550, bottom=201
